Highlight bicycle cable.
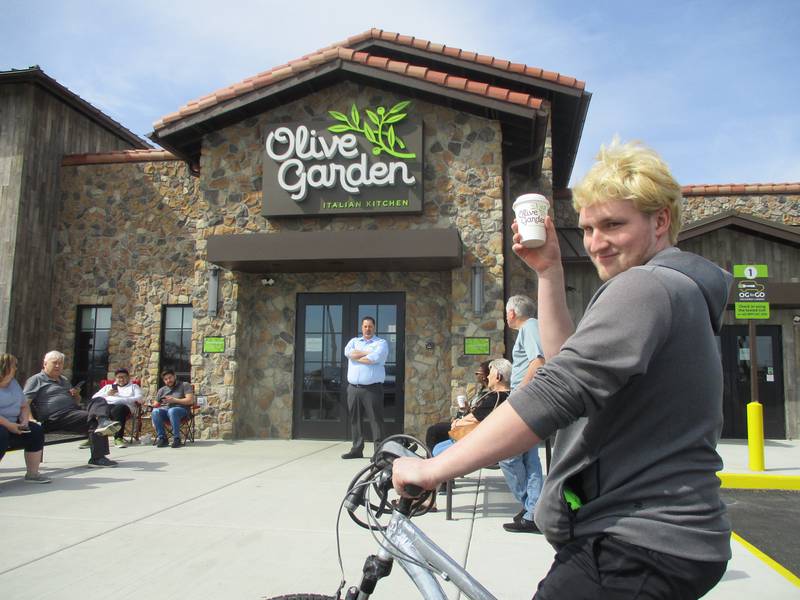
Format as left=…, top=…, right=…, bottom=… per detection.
left=333, top=435, right=447, bottom=593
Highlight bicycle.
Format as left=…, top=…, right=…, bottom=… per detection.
left=264, top=434, right=499, bottom=600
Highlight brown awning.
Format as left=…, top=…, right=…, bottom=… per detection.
left=207, top=228, right=463, bottom=273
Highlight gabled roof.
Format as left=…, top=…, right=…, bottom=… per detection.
left=153, top=47, right=546, bottom=131
left=150, top=29, right=590, bottom=187
left=679, top=210, right=800, bottom=247
left=0, top=67, right=149, bottom=149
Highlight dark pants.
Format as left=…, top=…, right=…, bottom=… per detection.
left=42, top=398, right=112, bottom=459
left=425, top=421, right=452, bottom=452
left=0, top=421, right=46, bottom=460
left=534, top=535, right=727, bottom=600
left=108, top=404, right=131, bottom=440
left=346, top=383, right=384, bottom=452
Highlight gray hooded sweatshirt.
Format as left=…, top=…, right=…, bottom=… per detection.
left=509, top=247, right=732, bottom=561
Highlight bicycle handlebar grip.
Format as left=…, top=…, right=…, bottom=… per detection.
left=403, top=484, right=425, bottom=497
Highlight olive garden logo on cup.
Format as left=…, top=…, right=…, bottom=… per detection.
left=513, top=193, right=550, bottom=248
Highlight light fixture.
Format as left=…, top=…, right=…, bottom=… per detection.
left=208, top=265, right=220, bottom=317
left=471, top=263, right=484, bottom=316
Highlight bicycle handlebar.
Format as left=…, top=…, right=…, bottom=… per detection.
left=343, top=437, right=430, bottom=519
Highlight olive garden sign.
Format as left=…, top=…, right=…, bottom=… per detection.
left=262, top=100, right=423, bottom=217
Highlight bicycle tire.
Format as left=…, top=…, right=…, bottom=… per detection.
left=263, top=595, right=336, bottom=600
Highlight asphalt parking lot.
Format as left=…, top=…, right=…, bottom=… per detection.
left=721, top=489, right=800, bottom=577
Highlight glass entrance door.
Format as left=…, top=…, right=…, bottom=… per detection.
left=293, top=292, right=405, bottom=440
left=717, top=325, right=785, bottom=439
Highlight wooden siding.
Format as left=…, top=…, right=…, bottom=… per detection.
left=679, top=229, right=799, bottom=438
left=1, top=82, right=138, bottom=381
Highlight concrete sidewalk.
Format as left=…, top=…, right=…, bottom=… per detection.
left=0, top=439, right=798, bottom=599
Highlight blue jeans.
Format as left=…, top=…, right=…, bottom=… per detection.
left=432, top=439, right=455, bottom=456
left=499, top=445, right=542, bottom=521
left=151, top=406, right=189, bottom=440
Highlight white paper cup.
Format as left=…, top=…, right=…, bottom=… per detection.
left=513, top=193, right=550, bottom=248
left=456, top=395, right=467, bottom=409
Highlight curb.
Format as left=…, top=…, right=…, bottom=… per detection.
left=718, top=472, right=800, bottom=491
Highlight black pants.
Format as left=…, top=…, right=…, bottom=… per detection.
left=108, top=404, right=131, bottom=440
left=425, top=421, right=452, bottom=452
left=534, top=534, right=727, bottom=600
left=43, top=398, right=112, bottom=459
left=346, top=383, right=384, bottom=452
left=0, top=421, right=46, bottom=460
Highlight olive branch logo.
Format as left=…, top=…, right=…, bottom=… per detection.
left=327, top=100, right=417, bottom=159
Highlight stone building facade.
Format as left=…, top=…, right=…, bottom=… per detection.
left=53, top=80, right=532, bottom=441
left=5, top=31, right=799, bottom=442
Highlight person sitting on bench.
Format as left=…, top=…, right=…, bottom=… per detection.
left=424, top=360, right=491, bottom=453
left=0, top=353, right=50, bottom=483
left=24, top=350, right=121, bottom=468
left=431, top=358, right=511, bottom=456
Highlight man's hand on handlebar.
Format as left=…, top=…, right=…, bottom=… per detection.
left=391, top=456, right=442, bottom=498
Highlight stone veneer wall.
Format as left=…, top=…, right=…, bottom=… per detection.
left=51, top=160, right=210, bottom=418
left=683, top=192, right=800, bottom=225
left=190, top=81, right=511, bottom=440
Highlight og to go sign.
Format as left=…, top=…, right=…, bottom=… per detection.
left=733, top=264, right=769, bottom=320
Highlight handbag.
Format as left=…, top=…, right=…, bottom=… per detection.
left=448, top=391, right=501, bottom=441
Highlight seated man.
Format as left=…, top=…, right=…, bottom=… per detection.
left=23, top=350, right=121, bottom=468
left=93, top=368, right=143, bottom=448
left=425, top=360, right=490, bottom=452
left=152, top=369, right=194, bottom=448
left=431, top=358, right=511, bottom=456
left=0, top=353, right=51, bottom=483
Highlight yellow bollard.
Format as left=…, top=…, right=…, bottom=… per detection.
left=747, top=401, right=765, bottom=471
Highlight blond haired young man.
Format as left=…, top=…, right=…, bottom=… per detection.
left=394, top=140, right=732, bottom=598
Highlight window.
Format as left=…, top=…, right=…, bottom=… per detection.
left=73, top=305, right=112, bottom=402
left=160, top=305, right=193, bottom=382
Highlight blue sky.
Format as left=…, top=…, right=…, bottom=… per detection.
left=3, top=0, right=798, bottom=187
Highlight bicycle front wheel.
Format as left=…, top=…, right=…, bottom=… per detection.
left=263, top=595, right=336, bottom=600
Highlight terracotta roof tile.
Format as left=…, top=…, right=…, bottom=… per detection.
left=682, top=183, right=800, bottom=196
left=540, top=69, right=559, bottom=83
left=387, top=60, right=408, bottom=75
left=366, top=55, right=390, bottom=69
left=442, top=46, right=461, bottom=58
left=153, top=30, right=560, bottom=131
left=62, top=149, right=178, bottom=166
left=487, top=86, right=510, bottom=101
left=406, top=65, right=428, bottom=78
left=466, top=81, right=489, bottom=95
left=426, top=70, right=447, bottom=86
left=214, top=88, right=238, bottom=102
left=250, top=73, right=273, bottom=89
left=412, top=38, right=429, bottom=51
left=445, top=75, right=469, bottom=90
left=507, top=91, right=530, bottom=105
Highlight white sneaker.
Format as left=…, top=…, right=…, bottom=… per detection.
left=95, top=419, right=121, bottom=436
